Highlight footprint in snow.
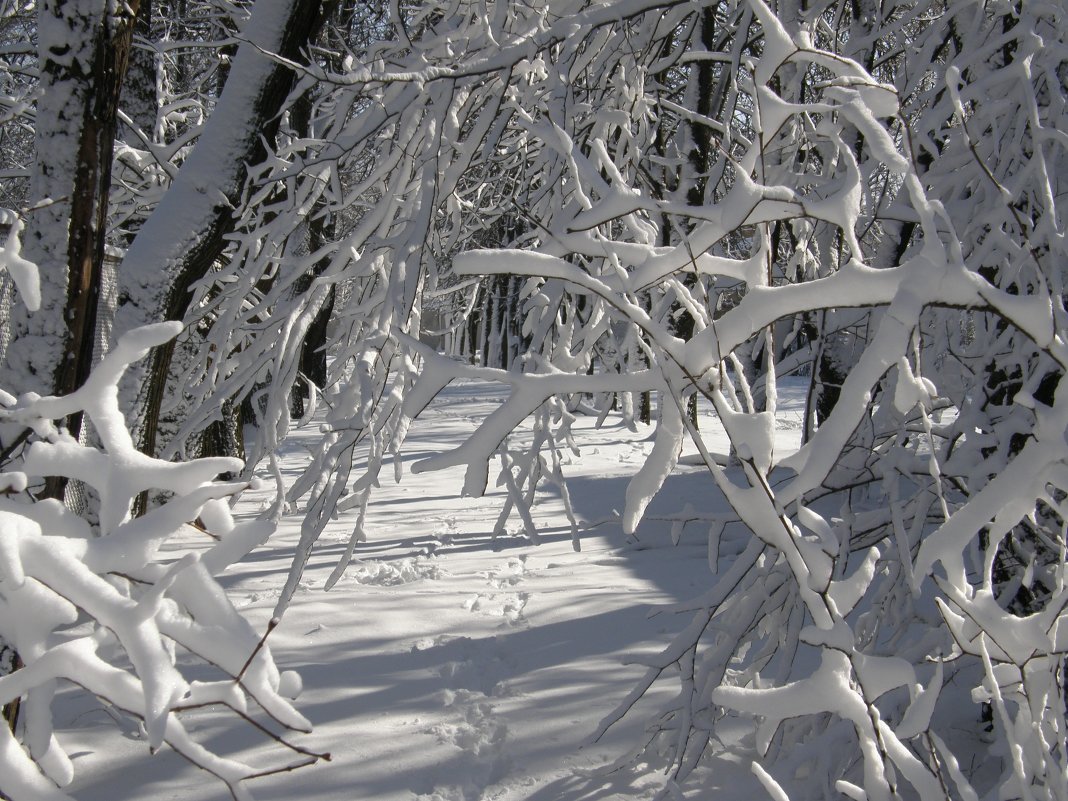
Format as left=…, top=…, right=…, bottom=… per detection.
left=420, top=649, right=513, bottom=800
left=436, top=636, right=517, bottom=697
left=420, top=693, right=510, bottom=799
left=489, top=555, right=527, bottom=589
left=462, top=591, right=529, bottom=626
left=464, top=556, right=530, bottom=626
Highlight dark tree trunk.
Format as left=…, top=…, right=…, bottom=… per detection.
left=38, top=2, right=140, bottom=493
left=120, top=0, right=156, bottom=140
left=117, top=0, right=331, bottom=469
left=289, top=87, right=337, bottom=419
left=58, top=1, right=141, bottom=420
left=4, top=0, right=142, bottom=733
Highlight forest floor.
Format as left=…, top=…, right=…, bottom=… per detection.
left=62, top=378, right=809, bottom=801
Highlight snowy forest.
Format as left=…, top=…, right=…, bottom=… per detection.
left=0, top=0, right=1065, bottom=799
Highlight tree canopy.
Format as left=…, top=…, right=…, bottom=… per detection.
left=0, top=0, right=1066, bottom=799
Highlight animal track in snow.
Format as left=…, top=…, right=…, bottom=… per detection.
left=436, top=637, right=517, bottom=697
left=462, top=591, right=528, bottom=625
left=430, top=690, right=507, bottom=757
left=419, top=637, right=515, bottom=800
left=430, top=516, right=460, bottom=547
left=489, top=555, right=527, bottom=588
left=345, top=556, right=444, bottom=585
left=414, top=559, right=532, bottom=798
left=463, top=556, right=530, bottom=625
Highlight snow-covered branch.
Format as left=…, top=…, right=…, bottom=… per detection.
left=0, top=324, right=319, bottom=801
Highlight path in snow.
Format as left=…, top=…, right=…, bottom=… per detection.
left=61, top=381, right=807, bottom=801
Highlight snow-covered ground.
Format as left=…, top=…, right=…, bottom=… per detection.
left=60, top=379, right=809, bottom=801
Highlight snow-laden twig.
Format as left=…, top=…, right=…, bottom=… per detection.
left=0, top=324, right=320, bottom=801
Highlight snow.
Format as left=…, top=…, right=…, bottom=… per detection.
left=4, top=0, right=1065, bottom=797
left=51, top=379, right=810, bottom=801
left=0, top=211, right=40, bottom=312
left=0, top=323, right=311, bottom=801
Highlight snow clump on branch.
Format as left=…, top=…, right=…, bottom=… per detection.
left=0, top=323, right=320, bottom=801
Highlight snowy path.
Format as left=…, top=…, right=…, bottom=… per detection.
left=61, top=381, right=806, bottom=801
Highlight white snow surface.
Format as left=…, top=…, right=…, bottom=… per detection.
left=58, top=379, right=809, bottom=801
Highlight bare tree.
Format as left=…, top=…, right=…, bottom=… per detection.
left=1, top=0, right=1065, bottom=798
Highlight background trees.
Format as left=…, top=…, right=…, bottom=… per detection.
left=1, top=0, right=1065, bottom=799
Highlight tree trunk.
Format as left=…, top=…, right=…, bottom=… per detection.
left=289, top=88, right=337, bottom=419
left=2, top=0, right=142, bottom=733
left=6, top=1, right=140, bottom=405
left=120, top=0, right=156, bottom=141
left=112, top=0, right=329, bottom=463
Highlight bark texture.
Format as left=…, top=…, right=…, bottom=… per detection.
left=112, top=0, right=329, bottom=460
left=6, top=1, right=140, bottom=409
